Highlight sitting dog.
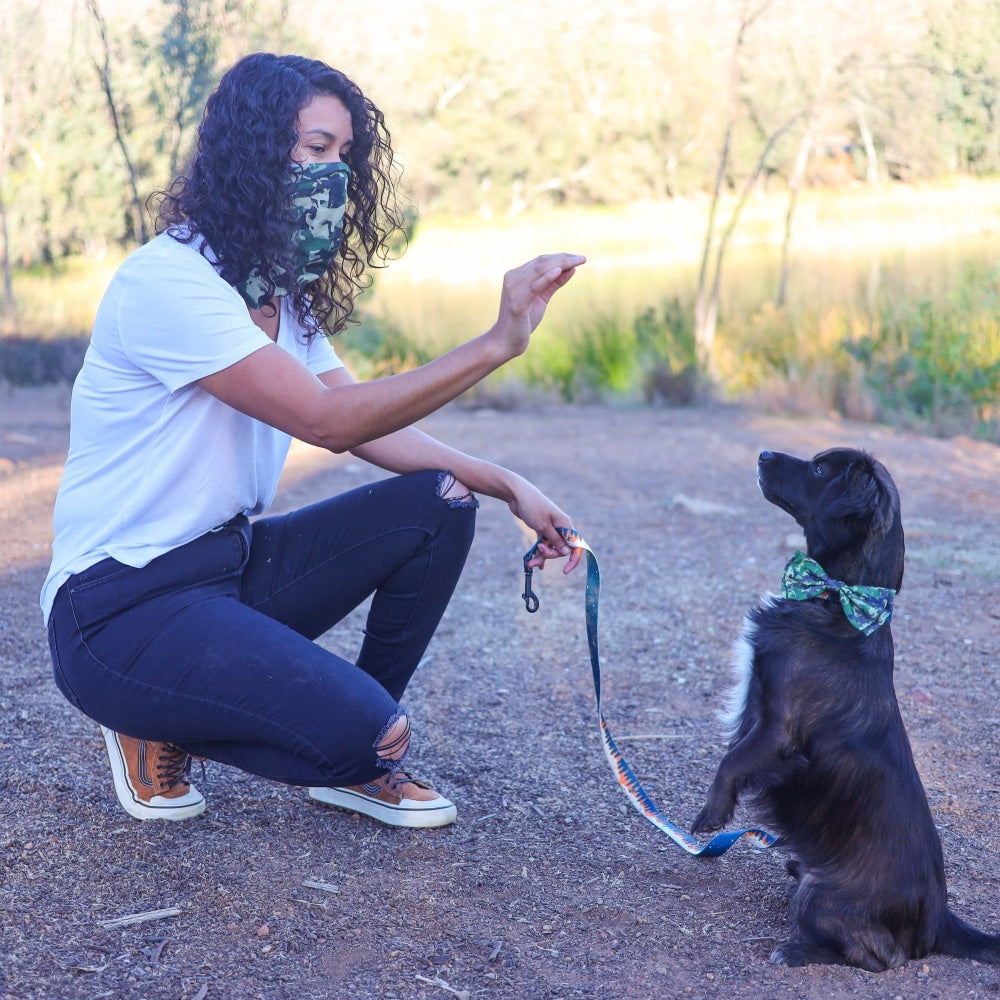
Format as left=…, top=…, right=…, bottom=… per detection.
left=692, top=447, right=1000, bottom=971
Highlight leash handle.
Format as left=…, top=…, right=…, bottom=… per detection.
left=520, top=527, right=777, bottom=858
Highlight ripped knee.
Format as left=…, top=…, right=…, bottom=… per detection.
left=436, top=470, right=479, bottom=510
left=374, top=710, right=411, bottom=771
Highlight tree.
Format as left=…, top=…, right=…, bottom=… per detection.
left=85, top=0, right=149, bottom=244
left=0, top=0, right=992, bottom=276
left=694, top=0, right=771, bottom=378
left=692, top=0, right=927, bottom=379
left=922, top=0, right=1000, bottom=175
left=0, top=59, right=16, bottom=325
left=0, top=0, right=44, bottom=324
left=142, top=0, right=294, bottom=183
left=146, top=1, right=222, bottom=181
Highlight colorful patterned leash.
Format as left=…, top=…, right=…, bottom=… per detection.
left=521, top=527, right=777, bottom=858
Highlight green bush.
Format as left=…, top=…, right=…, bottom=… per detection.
left=509, top=299, right=697, bottom=403
left=334, top=311, right=435, bottom=381
left=846, top=264, right=1000, bottom=439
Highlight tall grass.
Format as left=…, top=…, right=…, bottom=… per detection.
left=5, top=254, right=123, bottom=339
left=356, top=182, right=1000, bottom=440
left=712, top=270, right=1000, bottom=440
left=501, top=299, right=696, bottom=403
left=847, top=263, right=1000, bottom=437
left=5, top=181, right=1000, bottom=440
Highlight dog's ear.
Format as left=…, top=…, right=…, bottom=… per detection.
left=824, top=456, right=904, bottom=591
left=866, top=459, right=901, bottom=537
left=864, top=458, right=905, bottom=592
left=823, top=458, right=897, bottom=535
left=823, top=465, right=881, bottom=523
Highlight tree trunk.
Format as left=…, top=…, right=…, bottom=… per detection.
left=0, top=189, right=15, bottom=326
left=777, top=127, right=814, bottom=309
left=855, top=99, right=880, bottom=185
left=695, top=0, right=770, bottom=380
left=86, top=0, right=149, bottom=246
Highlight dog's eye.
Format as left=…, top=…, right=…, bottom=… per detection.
left=812, top=462, right=826, bottom=477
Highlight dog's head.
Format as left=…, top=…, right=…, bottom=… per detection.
left=758, top=448, right=904, bottom=592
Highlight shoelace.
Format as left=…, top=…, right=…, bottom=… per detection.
left=388, top=770, right=430, bottom=792
left=154, top=743, right=198, bottom=791
left=361, top=769, right=430, bottom=796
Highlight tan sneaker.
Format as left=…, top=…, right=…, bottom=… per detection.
left=100, top=725, right=206, bottom=821
left=308, top=770, right=456, bottom=828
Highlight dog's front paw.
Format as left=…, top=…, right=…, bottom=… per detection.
left=769, top=945, right=792, bottom=966
left=691, top=803, right=730, bottom=834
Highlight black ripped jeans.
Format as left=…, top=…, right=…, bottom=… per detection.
left=47, top=470, right=477, bottom=788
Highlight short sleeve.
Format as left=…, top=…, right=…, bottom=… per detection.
left=305, top=331, right=343, bottom=376
left=115, top=238, right=272, bottom=393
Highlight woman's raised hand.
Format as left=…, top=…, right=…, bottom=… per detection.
left=490, top=253, right=586, bottom=358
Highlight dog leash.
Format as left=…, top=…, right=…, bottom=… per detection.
left=521, top=527, right=777, bottom=858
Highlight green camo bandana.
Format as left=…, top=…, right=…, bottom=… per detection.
left=238, top=160, right=350, bottom=308
left=781, top=550, right=895, bottom=636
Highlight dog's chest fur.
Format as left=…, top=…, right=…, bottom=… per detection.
left=723, top=594, right=878, bottom=738
left=726, top=594, right=942, bottom=876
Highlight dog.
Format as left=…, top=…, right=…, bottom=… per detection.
left=691, top=447, right=1000, bottom=971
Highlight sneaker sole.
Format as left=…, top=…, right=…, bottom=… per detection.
left=308, top=785, right=457, bottom=828
left=100, top=726, right=206, bottom=822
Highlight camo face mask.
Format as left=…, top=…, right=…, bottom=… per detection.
left=238, top=160, right=350, bottom=308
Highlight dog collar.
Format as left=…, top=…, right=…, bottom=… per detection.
left=781, top=551, right=895, bottom=636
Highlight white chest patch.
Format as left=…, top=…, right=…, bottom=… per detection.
left=718, top=593, right=778, bottom=739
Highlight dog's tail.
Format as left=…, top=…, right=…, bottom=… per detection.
left=935, top=910, right=1000, bottom=963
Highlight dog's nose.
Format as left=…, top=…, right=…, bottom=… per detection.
left=759, top=450, right=774, bottom=463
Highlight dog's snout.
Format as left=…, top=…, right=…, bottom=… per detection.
left=759, top=450, right=775, bottom=463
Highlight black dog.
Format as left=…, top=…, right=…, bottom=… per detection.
left=692, top=447, right=1000, bottom=971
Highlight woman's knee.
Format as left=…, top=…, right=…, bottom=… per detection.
left=435, top=471, right=479, bottom=510
left=399, top=470, right=477, bottom=559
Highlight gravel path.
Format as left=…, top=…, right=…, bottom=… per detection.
left=1, top=386, right=999, bottom=1000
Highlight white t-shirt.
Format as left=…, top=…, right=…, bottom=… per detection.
left=40, top=232, right=343, bottom=621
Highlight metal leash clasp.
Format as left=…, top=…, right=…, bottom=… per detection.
left=522, top=552, right=540, bottom=613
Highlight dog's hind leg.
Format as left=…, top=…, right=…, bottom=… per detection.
left=774, top=879, right=908, bottom=971
left=772, top=929, right=906, bottom=972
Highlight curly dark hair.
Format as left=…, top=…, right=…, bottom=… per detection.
left=155, top=52, right=406, bottom=335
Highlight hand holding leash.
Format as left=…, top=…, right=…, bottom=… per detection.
left=521, top=525, right=585, bottom=612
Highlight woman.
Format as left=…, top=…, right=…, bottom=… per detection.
left=41, top=53, right=584, bottom=829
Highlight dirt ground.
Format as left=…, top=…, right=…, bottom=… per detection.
left=1, top=383, right=999, bottom=1000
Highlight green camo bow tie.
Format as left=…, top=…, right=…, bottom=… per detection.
left=781, top=551, right=895, bottom=636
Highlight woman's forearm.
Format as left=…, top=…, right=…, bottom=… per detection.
left=199, top=253, right=584, bottom=454
left=351, top=426, right=521, bottom=505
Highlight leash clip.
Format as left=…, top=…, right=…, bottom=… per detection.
left=521, top=557, right=540, bottom=613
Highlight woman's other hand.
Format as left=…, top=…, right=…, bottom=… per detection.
left=507, top=480, right=582, bottom=574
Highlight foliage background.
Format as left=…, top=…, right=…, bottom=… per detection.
left=3, top=0, right=998, bottom=266
left=0, top=0, right=998, bottom=438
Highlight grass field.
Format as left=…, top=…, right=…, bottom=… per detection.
left=5, top=178, right=1000, bottom=439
